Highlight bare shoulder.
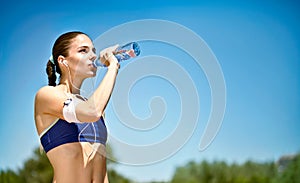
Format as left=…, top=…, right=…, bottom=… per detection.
left=35, top=86, right=60, bottom=102
left=34, top=86, right=67, bottom=117
left=34, top=86, right=67, bottom=134
left=35, top=85, right=67, bottom=114
left=36, top=85, right=55, bottom=97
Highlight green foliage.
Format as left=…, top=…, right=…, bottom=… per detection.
left=0, top=146, right=133, bottom=183
left=170, top=156, right=299, bottom=183
left=18, top=148, right=53, bottom=183
left=1, top=169, right=23, bottom=183
left=0, top=148, right=52, bottom=183
left=272, top=154, right=300, bottom=183
left=107, top=169, right=131, bottom=183
left=1, top=147, right=299, bottom=183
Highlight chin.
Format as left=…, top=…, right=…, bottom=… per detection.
left=89, top=71, right=97, bottom=78
left=91, top=73, right=96, bottom=78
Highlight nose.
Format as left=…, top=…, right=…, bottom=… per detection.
left=90, top=51, right=97, bottom=61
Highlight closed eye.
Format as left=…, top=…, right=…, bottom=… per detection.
left=79, top=49, right=88, bottom=53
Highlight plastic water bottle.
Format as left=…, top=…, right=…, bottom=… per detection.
left=93, top=42, right=141, bottom=67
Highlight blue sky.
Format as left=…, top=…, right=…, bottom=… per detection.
left=0, top=0, right=299, bottom=182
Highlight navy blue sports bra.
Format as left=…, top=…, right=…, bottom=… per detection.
left=40, top=117, right=107, bottom=153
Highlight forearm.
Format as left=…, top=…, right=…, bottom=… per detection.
left=76, top=63, right=119, bottom=122
left=90, top=64, right=119, bottom=114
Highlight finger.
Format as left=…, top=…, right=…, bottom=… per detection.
left=104, top=52, right=114, bottom=60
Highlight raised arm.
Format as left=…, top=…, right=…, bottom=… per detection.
left=75, top=45, right=120, bottom=122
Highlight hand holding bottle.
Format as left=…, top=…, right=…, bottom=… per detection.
left=99, top=44, right=119, bottom=67
left=94, top=42, right=141, bottom=67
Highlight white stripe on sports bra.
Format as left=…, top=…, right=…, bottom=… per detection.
left=39, top=118, right=59, bottom=138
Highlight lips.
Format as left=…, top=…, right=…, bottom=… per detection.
left=89, top=64, right=97, bottom=69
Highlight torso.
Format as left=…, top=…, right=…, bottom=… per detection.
left=40, top=117, right=107, bottom=153
left=34, top=85, right=108, bottom=183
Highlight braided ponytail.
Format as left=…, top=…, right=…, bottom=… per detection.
left=46, top=60, right=57, bottom=86
left=46, top=31, right=88, bottom=86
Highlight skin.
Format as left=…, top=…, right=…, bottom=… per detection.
left=34, top=34, right=119, bottom=183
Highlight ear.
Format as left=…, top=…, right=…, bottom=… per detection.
left=57, top=55, right=68, bottom=66
left=57, top=55, right=66, bottom=64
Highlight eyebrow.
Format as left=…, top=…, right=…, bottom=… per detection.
left=78, top=46, right=96, bottom=53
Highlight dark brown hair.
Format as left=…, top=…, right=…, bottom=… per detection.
left=46, top=31, right=88, bottom=86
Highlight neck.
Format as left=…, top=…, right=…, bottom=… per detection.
left=59, top=74, right=83, bottom=95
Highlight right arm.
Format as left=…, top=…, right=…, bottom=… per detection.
left=75, top=45, right=120, bottom=122
left=35, top=45, right=120, bottom=127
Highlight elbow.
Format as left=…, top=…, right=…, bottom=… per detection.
left=85, top=109, right=103, bottom=122
left=76, top=105, right=104, bottom=122
left=93, top=110, right=104, bottom=122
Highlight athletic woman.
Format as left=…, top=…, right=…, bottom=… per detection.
left=34, top=31, right=119, bottom=183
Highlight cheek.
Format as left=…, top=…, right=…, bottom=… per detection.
left=80, top=54, right=89, bottom=61
left=74, top=61, right=94, bottom=75
left=73, top=61, right=86, bottom=74
left=76, top=57, right=88, bottom=68
left=79, top=60, right=87, bottom=68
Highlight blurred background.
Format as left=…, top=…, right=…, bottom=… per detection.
left=0, top=0, right=299, bottom=182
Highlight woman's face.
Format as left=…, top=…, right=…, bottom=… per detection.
left=66, top=34, right=97, bottom=79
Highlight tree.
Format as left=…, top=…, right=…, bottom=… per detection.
left=273, top=153, right=300, bottom=183
left=0, top=145, right=133, bottom=183
left=170, top=159, right=278, bottom=183
left=0, top=169, right=23, bottom=183
left=107, top=169, right=132, bottom=183
left=18, top=148, right=53, bottom=183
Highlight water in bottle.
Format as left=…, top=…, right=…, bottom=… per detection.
left=93, top=42, right=140, bottom=67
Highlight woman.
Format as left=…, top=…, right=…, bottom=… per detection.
left=34, top=31, right=119, bottom=183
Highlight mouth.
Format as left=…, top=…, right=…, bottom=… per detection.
left=87, top=62, right=97, bottom=71
left=87, top=60, right=96, bottom=67
left=90, top=64, right=97, bottom=69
